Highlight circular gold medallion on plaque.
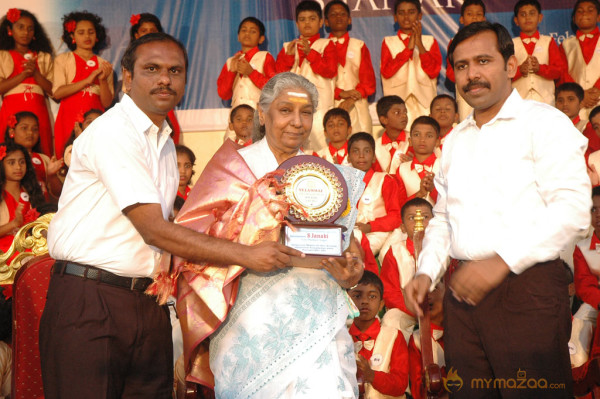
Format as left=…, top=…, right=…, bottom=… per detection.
left=278, top=155, right=348, bottom=223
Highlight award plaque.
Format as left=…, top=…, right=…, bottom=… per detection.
left=277, top=155, right=349, bottom=267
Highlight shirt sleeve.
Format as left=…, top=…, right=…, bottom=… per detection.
left=559, top=44, right=575, bottom=84
left=380, top=39, right=413, bottom=79
left=248, top=52, right=276, bottom=90
left=355, top=43, right=377, bottom=98
left=372, top=331, right=409, bottom=395
left=574, top=245, right=600, bottom=309
left=495, top=113, right=591, bottom=274
left=536, top=39, right=564, bottom=81
left=52, top=53, right=69, bottom=96
left=216, top=58, right=235, bottom=100
left=380, top=249, right=414, bottom=315
left=275, top=46, right=294, bottom=73
left=306, top=41, right=337, bottom=78
left=38, top=51, right=54, bottom=82
left=0, top=51, right=13, bottom=81
left=369, top=175, right=402, bottom=232
left=84, top=119, right=163, bottom=211
left=419, top=38, right=442, bottom=79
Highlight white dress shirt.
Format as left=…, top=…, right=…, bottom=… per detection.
left=418, top=90, right=591, bottom=286
left=48, top=94, right=178, bottom=277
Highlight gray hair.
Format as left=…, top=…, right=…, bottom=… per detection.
left=252, top=72, right=319, bottom=142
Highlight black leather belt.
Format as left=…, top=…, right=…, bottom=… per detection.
left=53, top=261, right=153, bottom=292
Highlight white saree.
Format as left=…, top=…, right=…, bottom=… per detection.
left=209, top=138, right=364, bottom=399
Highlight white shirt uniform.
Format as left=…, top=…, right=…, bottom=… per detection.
left=48, top=94, right=178, bottom=278
left=417, top=90, right=591, bottom=287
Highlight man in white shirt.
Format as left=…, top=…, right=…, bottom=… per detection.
left=39, top=33, right=300, bottom=399
left=405, top=22, right=590, bottom=398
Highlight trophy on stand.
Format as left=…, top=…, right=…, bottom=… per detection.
left=413, top=209, right=444, bottom=398
left=277, top=155, right=350, bottom=268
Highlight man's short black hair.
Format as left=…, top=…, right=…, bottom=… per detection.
left=121, top=32, right=188, bottom=80
left=376, top=95, right=405, bottom=119
left=448, top=21, right=514, bottom=67
left=401, top=197, right=433, bottom=222
left=296, top=0, right=323, bottom=20
left=323, top=107, right=351, bottom=129
left=411, top=116, right=441, bottom=137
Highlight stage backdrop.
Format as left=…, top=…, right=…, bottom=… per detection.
left=0, top=0, right=577, bottom=131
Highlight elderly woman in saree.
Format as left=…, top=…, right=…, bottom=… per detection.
left=167, top=72, right=365, bottom=399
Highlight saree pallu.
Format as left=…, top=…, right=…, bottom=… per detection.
left=210, top=268, right=358, bottom=399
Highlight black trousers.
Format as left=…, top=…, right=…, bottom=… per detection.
left=443, top=259, right=573, bottom=398
left=39, top=271, right=173, bottom=399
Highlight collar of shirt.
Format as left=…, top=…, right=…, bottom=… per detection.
left=349, top=318, right=381, bottom=342
left=329, top=141, right=348, bottom=163
left=329, top=32, right=350, bottom=67
left=572, top=115, right=581, bottom=126
left=242, top=46, right=259, bottom=61
left=577, top=27, right=599, bottom=41
left=411, top=153, right=437, bottom=170
left=397, top=30, right=411, bottom=43
left=460, top=89, right=521, bottom=130
left=382, top=130, right=407, bottom=145
left=363, top=168, right=375, bottom=186
left=520, top=31, right=540, bottom=44
left=589, top=233, right=600, bottom=250
left=121, top=94, right=172, bottom=152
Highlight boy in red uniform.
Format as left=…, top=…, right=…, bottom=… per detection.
left=408, top=282, right=446, bottom=399
left=511, top=0, right=564, bottom=106
left=560, top=0, right=600, bottom=120
left=446, top=0, right=486, bottom=121
left=373, top=95, right=411, bottom=175
left=314, top=108, right=351, bottom=165
left=429, top=94, right=458, bottom=153
left=324, top=0, right=376, bottom=134
left=276, top=0, right=337, bottom=152
left=556, top=82, right=588, bottom=132
left=348, top=271, right=409, bottom=398
left=395, top=116, right=440, bottom=204
left=217, top=17, right=275, bottom=110
left=228, top=104, right=254, bottom=146
left=380, top=0, right=441, bottom=128
left=379, top=198, right=433, bottom=341
left=348, top=132, right=404, bottom=273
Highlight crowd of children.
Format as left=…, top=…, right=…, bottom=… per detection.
left=1, top=0, right=600, bottom=397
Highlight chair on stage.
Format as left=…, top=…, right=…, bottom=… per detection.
left=0, top=213, right=54, bottom=399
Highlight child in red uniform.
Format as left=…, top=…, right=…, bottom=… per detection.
left=349, top=133, right=404, bottom=273
left=0, top=8, right=54, bottom=156
left=408, top=282, right=446, bottom=399
left=217, top=17, right=275, bottom=112
left=324, top=0, right=376, bottom=134
left=228, top=104, right=254, bottom=146
left=380, top=0, right=441, bottom=128
left=429, top=94, right=458, bottom=152
left=586, top=106, right=600, bottom=184
left=395, top=116, right=440, bottom=204
left=0, top=142, right=44, bottom=253
left=445, top=0, right=486, bottom=121
left=379, top=198, right=433, bottom=340
left=373, top=95, right=411, bottom=175
left=4, top=111, right=63, bottom=201
left=348, top=271, right=409, bottom=399
left=53, top=11, right=114, bottom=158
left=129, top=13, right=181, bottom=144
left=512, top=0, right=564, bottom=106
left=557, top=82, right=587, bottom=132
left=560, top=0, right=600, bottom=120
left=314, top=108, right=352, bottom=165
left=176, top=145, right=195, bottom=201
left=276, top=0, right=337, bottom=152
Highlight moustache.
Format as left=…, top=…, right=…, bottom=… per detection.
left=150, top=87, right=177, bottom=95
left=463, top=80, right=490, bottom=93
